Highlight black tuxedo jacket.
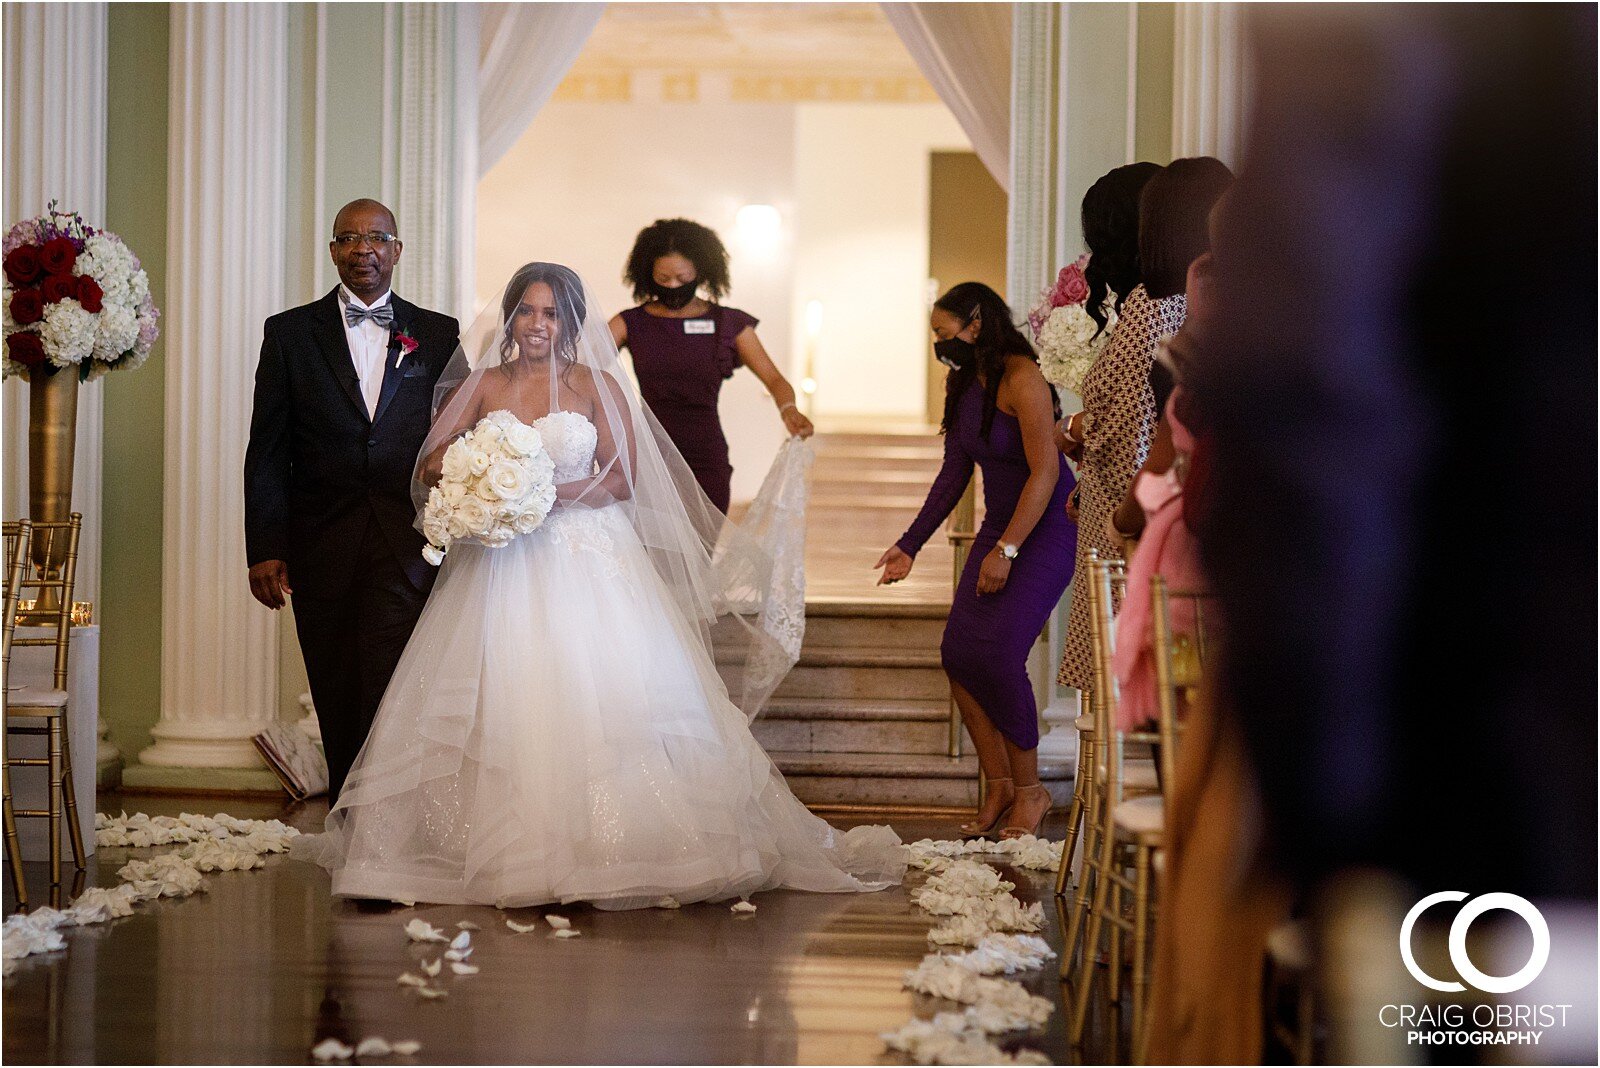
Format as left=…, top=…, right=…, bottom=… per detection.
left=244, top=288, right=460, bottom=595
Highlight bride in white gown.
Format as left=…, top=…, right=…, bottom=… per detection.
left=299, top=263, right=904, bottom=909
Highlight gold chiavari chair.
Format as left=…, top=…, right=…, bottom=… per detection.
left=1060, top=552, right=1162, bottom=977
left=1121, top=575, right=1215, bottom=1061
left=2, top=520, right=32, bottom=907
left=4, top=514, right=86, bottom=894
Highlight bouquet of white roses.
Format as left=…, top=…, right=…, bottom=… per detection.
left=2, top=202, right=160, bottom=382
left=420, top=410, right=557, bottom=565
left=1027, top=255, right=1113, bottom=399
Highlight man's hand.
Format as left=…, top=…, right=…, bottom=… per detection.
left=249, top=560, right=292, bottom=610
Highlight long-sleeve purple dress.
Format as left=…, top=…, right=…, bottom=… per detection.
left=619, top=303, right=758, bottom=513
left=896, top=380, right=1077, bottom=749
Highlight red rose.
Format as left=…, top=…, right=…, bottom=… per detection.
left=6, top=331, right=46, bottom=367
left=75, top=275, right=103, bottom=313
left=9, top=288, right=43, bottom=325
left=40, top=274, right=76, bottom=305
left=39, top=237, right=77, bottom=276
left=3, top=246, right=42, bottom=286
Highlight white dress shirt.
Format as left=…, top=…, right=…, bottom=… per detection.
left=339, top=286, right=393, bottom=420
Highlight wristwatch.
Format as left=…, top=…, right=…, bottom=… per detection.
left=999, top=542, right=1019, bottom=560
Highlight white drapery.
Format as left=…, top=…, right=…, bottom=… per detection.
left=1172, top=2, right=1248, bottom=166
left=880, top=2, right=1012, bottom=191
left=478, top=2, right=605, bottom=178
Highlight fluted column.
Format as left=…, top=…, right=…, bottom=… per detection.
left=393, top=1, right=478, bottom=320
left=1, top=2, right=108, bottom=607
left=1172, top=3, right=1247, bottom=165
left=3, top=1, right=113, bottom=769
left=140, top=3, right=285, bottom=769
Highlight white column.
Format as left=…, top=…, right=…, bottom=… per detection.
left=3, top=1, right=113, bottom=767
left=392, top=1, right=478, bottom=321
left=1005, top=1, right=1060, bottom=311
left=1, top=2, right=108, bottom=607
left=1007, top=3, right=1081, bottom=765
left=140, top=3, right=286, bottom=769
left=1172, top=3, right=1247, bottom=166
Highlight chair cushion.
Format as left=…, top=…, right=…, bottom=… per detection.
left=1113, top=795, right=1165, bottom=841
left=1096, top=760, right=1159, bottom=793
left=1267, top=920, right=1311, bottom=972
left=6, top=685, right=68, bottom=711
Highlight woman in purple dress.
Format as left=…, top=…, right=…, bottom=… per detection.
left=875, top=283, right=1077, bottom=839
left=608, top=219, right=813, bottom=513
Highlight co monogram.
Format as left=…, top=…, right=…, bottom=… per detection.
left=1400, top=892, right=1550, bottom=994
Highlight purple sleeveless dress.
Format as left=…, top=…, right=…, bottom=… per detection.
left=620, top=304, right=758, bottom=513
left=896, top=380, right=1078, bottom=749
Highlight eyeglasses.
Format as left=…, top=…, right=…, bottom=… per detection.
left=333, top=231, right=397, bottom=247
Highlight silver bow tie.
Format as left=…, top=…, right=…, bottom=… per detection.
left=344, top=301, right=395, bottom=328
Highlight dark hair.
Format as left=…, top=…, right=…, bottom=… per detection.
left=499, top=261, right=588, bottom=364
left=1139, top=156, right=1234, bottom=299
left=1082, top=162, right=1162, bottom=335
left=933, top=282, right=1055, bottom=440
left=624, top=218, right=731, bottom=303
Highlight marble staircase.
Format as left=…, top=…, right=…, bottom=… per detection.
left=728, top=428, right=1074, bottom=813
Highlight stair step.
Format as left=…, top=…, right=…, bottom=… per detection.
left=810, top=469, right=936, bottom=486
left=762, top=697, right=948, bottom=722
left=810, top=495, right=934, bottom=511
left=772, top=751, right=1074, bottom=808
left=752, top=717, right=951, bottom=755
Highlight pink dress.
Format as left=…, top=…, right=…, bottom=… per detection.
left=1113, top=388, right=1206, bottom=731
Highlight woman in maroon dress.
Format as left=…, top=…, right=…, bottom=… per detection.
left=609, top=218, right=813, bottom=513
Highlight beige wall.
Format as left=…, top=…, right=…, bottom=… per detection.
left=790, top=102, right=968, bottom=426
left=477, top=98, right=969, bottom=500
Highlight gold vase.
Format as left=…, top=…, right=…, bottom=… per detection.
left=21, top=367, right=78, bottom=623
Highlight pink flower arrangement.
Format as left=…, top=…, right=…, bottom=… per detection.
left=1027, top=254, right=1092, bottom=337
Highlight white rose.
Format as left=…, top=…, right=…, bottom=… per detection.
left=512, top=509, right=545, bottom=535
left=455, top=495, right=492, bottom=536
left=440, top=480, right=467, bottom=506
left=502, top=421, right=542, bottom=458
left=484, top=460, right=529, bottom=501
left=421, top=543, right=445, bottom=566
left=441, top=442, right=472, bottom=483
left=467, top=448, right=492, bottom=477
left=445, top=510, right=470, bottom=541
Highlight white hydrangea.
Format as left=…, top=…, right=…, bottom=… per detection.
left=1036, top=303, right=1113, bottom=398
left=38, top=298, right=97, bottom=366
left=92, top=301, right=139, bottom=362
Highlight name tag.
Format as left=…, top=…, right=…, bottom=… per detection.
left=683, top=319, right=715, bottom=335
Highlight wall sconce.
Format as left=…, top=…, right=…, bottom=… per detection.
left=735, top=204, right=782, bottom=251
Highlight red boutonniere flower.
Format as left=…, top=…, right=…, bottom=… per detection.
left=393, top=327, right=419, bottom=368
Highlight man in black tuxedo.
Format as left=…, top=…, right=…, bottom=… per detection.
left=245, top=199, right=459, bottom=800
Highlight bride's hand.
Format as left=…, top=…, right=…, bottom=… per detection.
left=875, top=546, right=913, bottom=585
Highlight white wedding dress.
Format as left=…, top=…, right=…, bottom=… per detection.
left=301, top=410, right=905, bottom=909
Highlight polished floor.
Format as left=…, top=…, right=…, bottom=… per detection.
left=3, top=795, right=1119, bottom=1065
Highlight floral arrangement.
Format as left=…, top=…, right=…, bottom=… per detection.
left=421, top=410, right=557, bottom=565
left=1026, top=254, right=1113, bottom=399
left=1, top=202, right=159, bottom=382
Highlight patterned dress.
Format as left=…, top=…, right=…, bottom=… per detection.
left=1057, top=284, right=1187, bottom=691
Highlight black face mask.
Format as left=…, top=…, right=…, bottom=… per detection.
left=651, top=279, right=698, bottom=310
left=934, top=337, right=976, bottom=369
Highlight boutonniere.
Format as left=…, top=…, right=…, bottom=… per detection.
left=392, top=327, right=419, bottom=369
